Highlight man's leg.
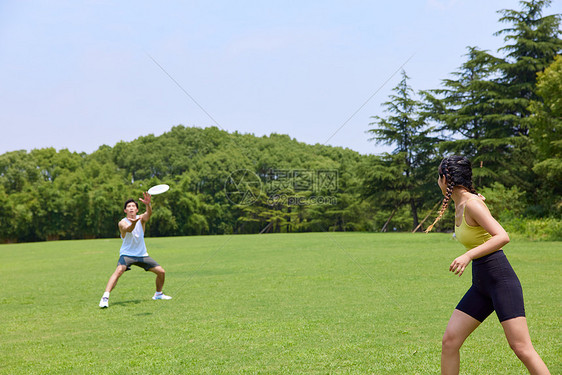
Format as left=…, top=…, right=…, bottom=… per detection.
left=149, top=266, right=172, bottom=300
left=100, top=265, right=127, bottom=308
left=105, top=265, right=127, bottom=293
left=149, top=266, right=166, bottom=292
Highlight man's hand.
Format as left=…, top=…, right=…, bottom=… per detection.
left=140, top=192, right=152, bottom=206
left=119, top=216, right=141, bottom=235
left=128, top=216, right=142, bottom=224
left=140, top=192, right=152, bottom=223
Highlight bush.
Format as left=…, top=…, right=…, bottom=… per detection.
left=502, top=214, right=562, bottom=241
left=478, top=183, right=562, bottom=241
left=479, top=182, right=526, bottom=218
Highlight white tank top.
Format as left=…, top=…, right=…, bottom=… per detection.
left=119, top=216, right=148, bottom=257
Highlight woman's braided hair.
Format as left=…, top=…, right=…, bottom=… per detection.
left=425, top=156, right=477, bottom=233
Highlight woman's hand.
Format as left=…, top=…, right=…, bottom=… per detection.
left=450, top=254, right=472, bottom=277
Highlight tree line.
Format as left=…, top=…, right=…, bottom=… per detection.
left=1, top=0, right=560, bottom=243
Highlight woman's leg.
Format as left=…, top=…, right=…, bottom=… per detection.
left=441, top=309, right=481, bottom=375
left=501, top=317, right=550, bottom=375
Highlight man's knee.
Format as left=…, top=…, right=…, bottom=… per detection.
left=152, top=266, right=165, bottom=276
left=114, top=265, right=127, bottom=276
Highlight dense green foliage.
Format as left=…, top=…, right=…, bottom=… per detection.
left=1, top=233, right=560, bottom=374
left=1, top=0, right=560, bottom=243
left=0, top=127, right=384, bottom=241
left=529, top=54, right=562, bottom=210
left=419, top=0, right=561, bottom=203
left=367, top=0, right=561, bottom=233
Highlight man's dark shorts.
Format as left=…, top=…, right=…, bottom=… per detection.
left=118, top=255, right=160, bottom=271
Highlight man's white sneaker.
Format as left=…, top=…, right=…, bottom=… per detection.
left=152, top=293, right=172, bottom=300
left=99, top=296, right=109, bottom=308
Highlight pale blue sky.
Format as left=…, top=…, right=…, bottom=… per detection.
left=1, top=0, right=559, bottom=155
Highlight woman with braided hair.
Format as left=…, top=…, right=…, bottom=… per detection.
left=427, top=156, right=550, bottom=375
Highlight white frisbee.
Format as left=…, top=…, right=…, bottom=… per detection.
left=147, top=184, right=170, bottom=195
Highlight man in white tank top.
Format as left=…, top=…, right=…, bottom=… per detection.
left=99, top=192, right=172, bottom=308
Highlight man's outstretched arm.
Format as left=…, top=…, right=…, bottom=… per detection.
left=140, top=192, right=152, bottom=223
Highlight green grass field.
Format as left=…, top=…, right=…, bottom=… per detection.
left=1, top=233, right=560, bottom=374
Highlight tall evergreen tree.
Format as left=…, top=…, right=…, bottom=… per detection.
left=422, top=1, right=561, bottom=192
left=421, top=47, right=515, bottom=187
left=424, top=48, right=504, bottom=141
left=367, top=71, right=438, bottom=230
left=495, top=0, right=562, bottom=136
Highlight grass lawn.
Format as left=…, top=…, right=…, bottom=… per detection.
left=1, top=232, right=560, bottom=374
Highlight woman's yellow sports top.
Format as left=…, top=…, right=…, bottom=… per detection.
left=455, top=198, right=492, bottom=251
